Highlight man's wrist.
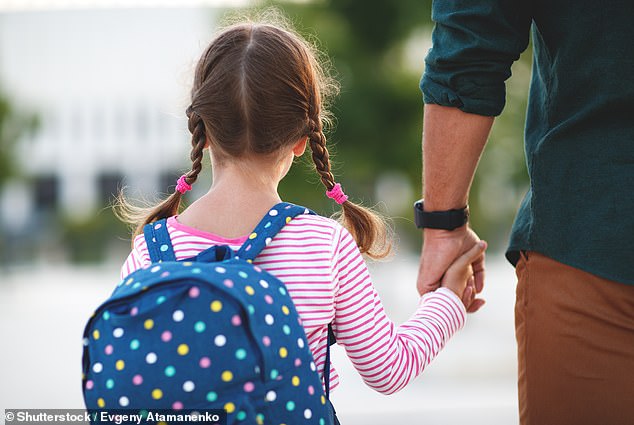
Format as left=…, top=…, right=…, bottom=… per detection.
left=423, top=225, right=468, bottom=236
left=420, top=196, right=468, bottom=212
left=414, top=199, right=469, bottom=230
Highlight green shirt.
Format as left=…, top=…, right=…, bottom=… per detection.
left=421, top=0, right=634, bottom=284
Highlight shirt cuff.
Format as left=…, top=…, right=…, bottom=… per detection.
left=419, top=287, right=467, bottom=333
left=421, top=75, right=506, bottom=117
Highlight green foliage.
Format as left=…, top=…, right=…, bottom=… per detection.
left=0, top=89, right=40, bottom=265
left=61, top=209, right=129, bottom=264
left=0, top=91, right=39, bottom=186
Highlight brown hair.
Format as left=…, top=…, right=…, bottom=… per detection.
left=117, top=14, right=391, bottom=258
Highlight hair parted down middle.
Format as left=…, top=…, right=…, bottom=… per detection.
left=117, top=13, right=391, bottom=259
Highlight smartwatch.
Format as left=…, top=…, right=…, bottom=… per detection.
left=414, top=199, right=469, bottom=230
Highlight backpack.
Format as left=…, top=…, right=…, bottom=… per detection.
left=82, top=202, right=335, bottom=425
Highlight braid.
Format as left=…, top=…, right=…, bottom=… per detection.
left=308, top=119, right=336, bottom=191
left=307, top=111, right=392, bottom=259
left=186, top=106, right=207, bottom=186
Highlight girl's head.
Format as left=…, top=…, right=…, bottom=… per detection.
left=120, top=14, right=390, bottom=258
left=188, top=21, right=332, bottom=162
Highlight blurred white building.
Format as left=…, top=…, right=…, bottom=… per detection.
left=0, top=6, right=224, bottom=226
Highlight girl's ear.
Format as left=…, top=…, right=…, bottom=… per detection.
left=292, top=137, right=308, bottom=157
left=204, top=137, right=211, bottom=149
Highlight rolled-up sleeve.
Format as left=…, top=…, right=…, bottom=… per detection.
left=421, top=0, right=532, bottom=116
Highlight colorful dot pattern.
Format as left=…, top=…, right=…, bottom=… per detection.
left=82, top=203, right=330, bottom=424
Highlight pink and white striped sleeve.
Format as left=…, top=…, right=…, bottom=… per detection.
left=120, top=235, right=151, bottom=280
left=332, top=226, right=467, bottom=395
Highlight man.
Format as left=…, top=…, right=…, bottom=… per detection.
left=415, top=1, right=634, bottom=424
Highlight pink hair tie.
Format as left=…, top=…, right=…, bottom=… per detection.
left=175, top=175, right=192, bottom=194
left=326, top=183, right=348, bottom=205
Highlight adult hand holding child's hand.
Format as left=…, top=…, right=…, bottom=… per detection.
left=418, top=226, right=487, bottom=312
left=439, top=239, right=487, bottom=311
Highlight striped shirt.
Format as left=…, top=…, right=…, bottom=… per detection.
left=121, top=214, right=466, bottom=394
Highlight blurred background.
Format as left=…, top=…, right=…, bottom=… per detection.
left=0, top=0, right=531, bottom=423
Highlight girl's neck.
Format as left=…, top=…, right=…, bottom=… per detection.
left=207, top=164, right=283, bottom=208
left=176, top=155, right=288, bottom=239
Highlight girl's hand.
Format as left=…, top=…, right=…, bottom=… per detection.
left=440, top=241, right=487, bottom=310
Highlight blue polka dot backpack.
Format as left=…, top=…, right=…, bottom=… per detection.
left=82, top=203, right=338, bottom=425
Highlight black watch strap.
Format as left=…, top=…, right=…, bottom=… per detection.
left=414, top=199, right=469, bottom=230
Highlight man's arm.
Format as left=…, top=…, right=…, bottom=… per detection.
left=417, top=1, right=532, bottom=309
left=416, top=104, right=493, bottom=312
left=422, top=104, right=493, bottom=212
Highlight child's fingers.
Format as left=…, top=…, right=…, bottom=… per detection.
left=449, top=241, right=487, bottom=272
left=462, top=285, right=473, bottom=306
left=461, top=276, right=475, bottom=306
left=472, top=252, right=486, bottom=294
left=466, top=298, right=486, bottom=313
left=441, top=241, right=487, bottom=307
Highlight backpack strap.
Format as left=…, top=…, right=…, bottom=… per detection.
left=143, top=218, right=176, bottom=263
left=236, top=202, right=314, bottom=262
left=324, top=323, right=336, bottom=399
left=324, top=323, right=341, bottom=424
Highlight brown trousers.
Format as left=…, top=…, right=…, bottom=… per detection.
left=515, top=251, right=634, bottom=425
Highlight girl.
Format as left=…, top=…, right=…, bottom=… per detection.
left=119, top=15, right=485, bottom=402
